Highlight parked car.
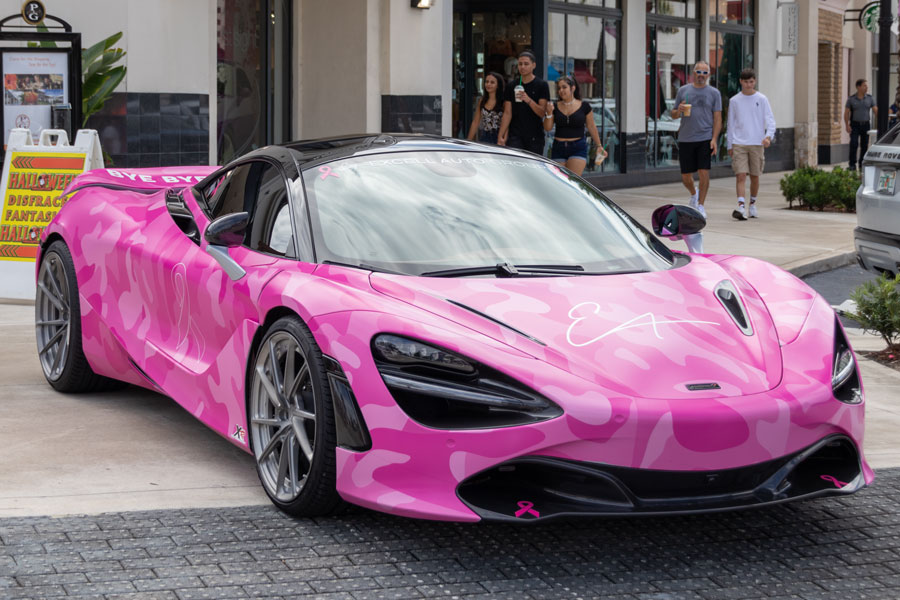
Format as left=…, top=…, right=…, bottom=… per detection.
left=855, top=124, right=900, bottom=275
left=36, top=135, right=872, bottom=521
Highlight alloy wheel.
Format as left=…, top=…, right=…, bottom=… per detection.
left=250, top=331, right=318, bottom=502
left=35, top=252, right=71, bottom=381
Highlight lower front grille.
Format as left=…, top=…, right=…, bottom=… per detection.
left=457, top=435, right=863, bottom=522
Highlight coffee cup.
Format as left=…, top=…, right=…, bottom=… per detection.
left=682, top=103, right=692, bottom=117
left=514, top=85, right=525, bottom=102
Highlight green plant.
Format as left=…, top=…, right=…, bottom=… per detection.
left=779, top=166, right=817, bottom=208
left=846, top=272, right=900, bottom=351
left=833, top=166, right=861, bottom=211
left=29, top=28, right=126, bottom=127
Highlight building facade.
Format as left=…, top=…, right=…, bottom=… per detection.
left=0, top=0, right=886, bottom=187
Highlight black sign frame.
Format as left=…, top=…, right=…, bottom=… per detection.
left=0, top=11, right=81, bottom=145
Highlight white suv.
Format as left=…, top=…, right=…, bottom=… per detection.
left=855, top=125, right=900, bottom=275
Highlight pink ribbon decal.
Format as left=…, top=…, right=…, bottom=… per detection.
left=514, top=500, right=540, bottom=518
left=820, top=474, right=848, bottom=488
left=318, top=165, right=339, bottom=180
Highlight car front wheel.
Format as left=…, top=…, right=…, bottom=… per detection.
left=248, top=316, right=342, bottom=516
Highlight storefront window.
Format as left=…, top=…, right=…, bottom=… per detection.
left=648, top=0, right=697, bottom=19
left=709, top=1, right=755, bottom=163
left=548, top=9, right=621, bottom=174
left=709, top=0, right=753, bottom=26
left=646, top=24, right=698, bottom=168
left=564, top=0, right=619, bottom=7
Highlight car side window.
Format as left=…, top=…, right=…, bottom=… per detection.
left=207, top=163, right=255, bottom=220
left=248, top=164, right=295, bottom=257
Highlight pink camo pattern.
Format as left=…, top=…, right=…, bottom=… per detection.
left=38, top=167, right=873, bottom=521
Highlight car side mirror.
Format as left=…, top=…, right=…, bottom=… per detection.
left=651, top=204, right=706, bottom=238
left=204, top=212, right=249, bottom=247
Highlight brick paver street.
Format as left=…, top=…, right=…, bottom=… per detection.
left=2, top=468, right=899, bottom=600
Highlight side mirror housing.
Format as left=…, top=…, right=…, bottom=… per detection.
left=204, top=212, right=249, bottom=247
left=651, top=204, right=706, bottom=238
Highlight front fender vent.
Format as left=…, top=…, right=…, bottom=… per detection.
left=715, top=280, right=753, bottom=336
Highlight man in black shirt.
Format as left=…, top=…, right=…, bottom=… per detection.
left=844, top=79, right=878, bottom=171
left=498, top=51, right=549, bottom=155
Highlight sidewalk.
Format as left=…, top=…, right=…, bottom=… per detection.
left=607, top=169, right=857, bottom=277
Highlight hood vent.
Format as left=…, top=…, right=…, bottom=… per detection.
left=715, top=280, right=753, bottom=336
left=445, top=299, right=546, bottom=346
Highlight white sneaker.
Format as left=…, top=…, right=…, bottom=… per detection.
left=749, top=202, right=758, bottom=218
left=689, top=194, right=699, bottom=209
left=732, top=203, right=747, bottom=221
left=696, top=204, right=706, bottom=219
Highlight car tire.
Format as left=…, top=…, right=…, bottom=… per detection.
left=35, top=240, right=125, bottom=393
left=248, top=315, right=343, bottom=516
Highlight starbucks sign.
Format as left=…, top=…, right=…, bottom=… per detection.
left=861, top=2, right=879, bottom=33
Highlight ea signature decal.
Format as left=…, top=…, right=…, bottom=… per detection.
left=231, top=425, right=247, bottom=444
left=566, top=302, right=719, bottom=347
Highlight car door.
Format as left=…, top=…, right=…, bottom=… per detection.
left=133, top=159, right=299, bottom=438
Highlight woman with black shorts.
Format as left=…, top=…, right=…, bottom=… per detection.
left=543, top=76, right=606, bottom=175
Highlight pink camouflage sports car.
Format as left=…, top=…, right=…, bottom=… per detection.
left=35, top=135, right=872, bottom=522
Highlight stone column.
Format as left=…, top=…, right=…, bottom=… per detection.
left=622, top=0, right=647, bottom=172
left=794, top=0, right=819, bottom=167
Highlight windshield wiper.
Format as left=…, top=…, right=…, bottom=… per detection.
left=420, top=263, right=586, bottom=278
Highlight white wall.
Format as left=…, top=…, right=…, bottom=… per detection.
left=0, top=0, right=213, bottom=95
left=757, top=0, right=794, bottom=129
left=298, top=0, right=370, bottom=138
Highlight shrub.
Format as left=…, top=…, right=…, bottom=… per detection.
left=846, top=273, right=900, bottom=351
left=779, top=166, right=817, bottom=208
left=779, top=166, right=860, bottom=211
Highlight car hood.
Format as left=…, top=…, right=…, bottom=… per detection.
left=370, top=256, right=783, bottom=399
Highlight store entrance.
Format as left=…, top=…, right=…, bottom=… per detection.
left=216, top=0, right=291, bottom=164
left=452, top=2, right=540, bottom=140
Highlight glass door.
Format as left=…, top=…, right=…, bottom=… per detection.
left=217, top=0, right=291, bottom=164
left=452, top=8, right=532, bottom=140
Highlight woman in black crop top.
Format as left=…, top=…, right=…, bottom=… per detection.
left=466, top=72, right=505, bottom=144
left=543, top=76, right=606, bottom=176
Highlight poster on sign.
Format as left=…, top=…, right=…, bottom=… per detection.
left=0, top=128, right=103, bottom=300
left=2, top=51, right=68, bottom=144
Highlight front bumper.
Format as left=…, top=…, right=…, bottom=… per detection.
left=457, top=435, right=866, bottom=522
left=315, top=299, right=872, bottom=523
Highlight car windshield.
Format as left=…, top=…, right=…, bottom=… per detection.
left=303, top=151, right=674, bottom=276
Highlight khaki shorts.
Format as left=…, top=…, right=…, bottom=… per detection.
left=731, top=144, right=765, bottom=176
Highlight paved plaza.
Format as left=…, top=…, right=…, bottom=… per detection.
left=3, top=470, right=900, bottom=600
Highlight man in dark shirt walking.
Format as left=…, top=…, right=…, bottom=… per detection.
left=844, top=79, right=878, bottom=171
left=498, top=51, right=550, bottom=155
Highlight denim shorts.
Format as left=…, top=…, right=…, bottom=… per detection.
left=551, top=137, right=588, bottom=162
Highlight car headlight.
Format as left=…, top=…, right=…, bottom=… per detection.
left=832, top=318, right=861, bottom=404
left=372, top=334, right=562, bottom=429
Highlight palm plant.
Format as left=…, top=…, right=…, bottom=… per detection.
left=29, top=29, right=127, bottom=127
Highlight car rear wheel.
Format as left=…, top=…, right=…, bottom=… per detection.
left=249, top=316, right=342, bottom=516
left=35, top=240, right=123, bottom=392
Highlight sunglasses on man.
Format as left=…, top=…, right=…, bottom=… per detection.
left=694, top=70, right=709, bottom=75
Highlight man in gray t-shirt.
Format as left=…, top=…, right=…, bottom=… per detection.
left=844, top=78, right=878, bottom=170
left=669, top=61, right=722, bottom=253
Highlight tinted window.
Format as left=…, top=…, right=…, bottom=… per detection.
left=204, top=161, right=295, bottom=257
left=248, top=165, right=294, bottom=257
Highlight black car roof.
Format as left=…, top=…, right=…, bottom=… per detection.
left=282, top=133, right=540, bottom=168
left=205, top=134, right=544, bottom=187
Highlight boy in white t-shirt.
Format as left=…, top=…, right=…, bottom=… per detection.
left=726, top=68, right=776, bottom=220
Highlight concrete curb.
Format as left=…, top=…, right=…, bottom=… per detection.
left=786, top=251, right=858, bottom=279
